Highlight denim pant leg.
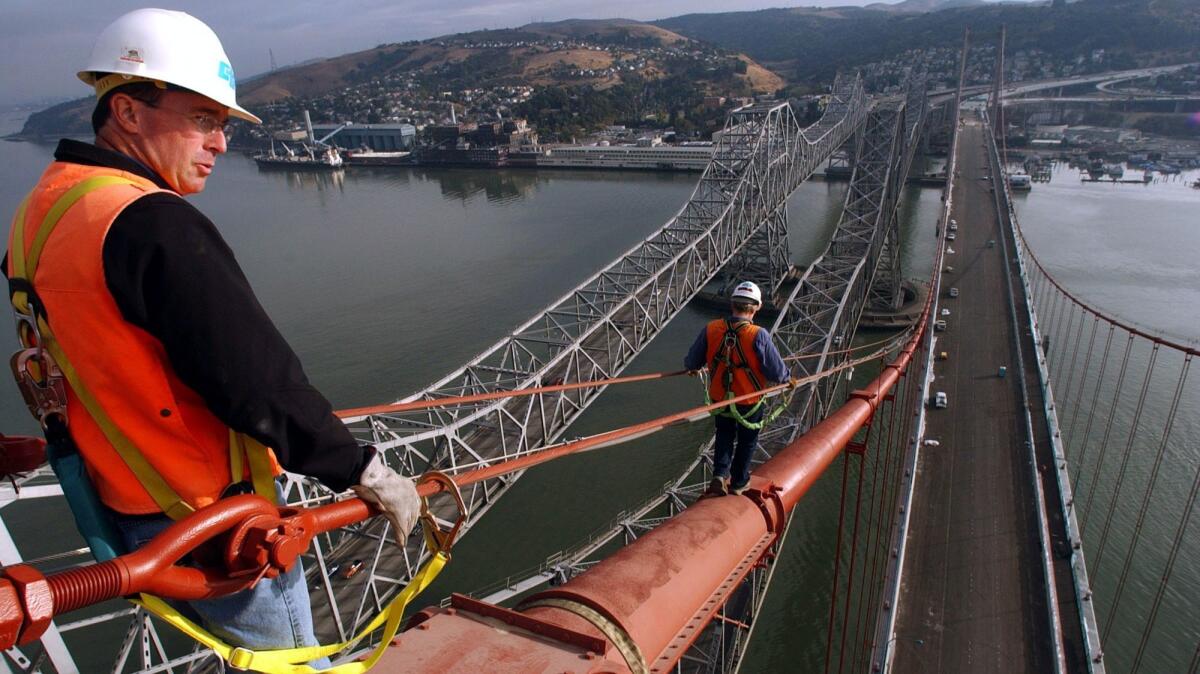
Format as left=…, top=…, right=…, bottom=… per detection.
left=111, top=498, right=331, bottom=668
left=713, top=414, right=738, bottom=479
left=729, top=405, right=764, bottom=488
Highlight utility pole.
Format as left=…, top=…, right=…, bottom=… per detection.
left=269, top=48, right=278, bottom=72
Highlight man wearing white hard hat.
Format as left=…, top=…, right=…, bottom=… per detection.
left=5, top=8, right=419, bottom=661
left=684, top=281, right=793, bottom=495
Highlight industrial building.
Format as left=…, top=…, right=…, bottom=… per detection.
left=313, top=123, right=416, bottom=151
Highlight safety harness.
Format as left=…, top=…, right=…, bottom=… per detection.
left=7, top=177, right=453, bottom=672
left=704, top=318, right=788, bottom=430
left=7, top=175, right=276, bottom=519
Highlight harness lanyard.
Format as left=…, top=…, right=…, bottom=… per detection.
left=8, top=176, right=273, bottom=518
left=135, top=528, right=449, bottom=673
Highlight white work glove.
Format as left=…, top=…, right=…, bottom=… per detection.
left=351, top=452, right=421, bottom=545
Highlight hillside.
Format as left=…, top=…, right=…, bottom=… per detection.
left=18, top=20, right=780, bottom=138
left=656, top=0, right=1200, bottom=86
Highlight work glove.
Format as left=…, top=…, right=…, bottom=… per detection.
left=351, top=452, right=421, bottom=545
left=788, top=376, right=801, bottom=389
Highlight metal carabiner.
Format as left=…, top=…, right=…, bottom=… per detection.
left=415, top=471, right=468, bottom=558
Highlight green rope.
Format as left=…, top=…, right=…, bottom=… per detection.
left=701, top=378, right=791, bottom=431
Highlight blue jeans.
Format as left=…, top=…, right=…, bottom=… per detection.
left=713, top=404, right=764, bottom=489
left=110, top=489, right=331, bottom=669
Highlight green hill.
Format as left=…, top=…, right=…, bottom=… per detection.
left=655, top=0, right=1200, bottom=86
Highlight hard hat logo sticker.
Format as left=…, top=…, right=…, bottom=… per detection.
left=119, top=47, right=144, bottom=64
left=217, top=61, right=235, bottom=90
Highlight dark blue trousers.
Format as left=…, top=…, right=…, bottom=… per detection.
left=713, top=404, right=764, bottom=488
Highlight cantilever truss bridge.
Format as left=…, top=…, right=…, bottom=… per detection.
left=1, top=71, right=940, bottom=673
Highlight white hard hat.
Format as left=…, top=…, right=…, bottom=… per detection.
left=78, top=8, right=261, bottom=124
left=732, top=281, right=762, bottom=305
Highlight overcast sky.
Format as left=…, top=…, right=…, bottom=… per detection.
left=5, top=0, right=956, bottom=106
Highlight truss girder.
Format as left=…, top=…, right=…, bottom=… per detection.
left=448, top=77, right=929, bottom=674
left=256, top=75, right=873, bottom=643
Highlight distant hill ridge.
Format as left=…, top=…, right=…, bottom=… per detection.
left=16, top=0, right=1199, bottom=137
left=654, top=0, right=1200, bottom=84
left=17, top=19, right=775, bottom=137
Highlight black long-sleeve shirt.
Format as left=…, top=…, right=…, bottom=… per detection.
left=7, top=139, right=371, bottom=491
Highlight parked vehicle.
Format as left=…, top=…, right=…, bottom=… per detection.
left=343, top=560, right=365, bottom=579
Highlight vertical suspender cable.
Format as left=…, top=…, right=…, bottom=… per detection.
left=1056, top=304, right=1082, bottom=395
left=858, top=385, right=900, bottom=670
left=824, top=452, right=853, bottom=674
left=1051, top=303, right=1077, bottom=391
left=1072, top=324, right=1116, bottom=499
left=836, top=424, right=872, bottom=674
left=1079, top=332, right=1134, bottom=532
left=1064, top=317, right=1100, bottom=462
left=1103, top=355, right=1189, bottom=643
left=1130, top=435, right=1200, bottom=674
left=1056, top=302, right=1084, bottom=390
left=1092, top=342, right=1159, bottom=575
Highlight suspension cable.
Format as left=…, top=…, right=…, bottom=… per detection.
left=857, top=389, right=895, bottom=670
left=1059, top=305, right=1087, bottom=410
left=1079, top=332, right=1134, bottom=531
left=824, top=451, right=852, bottom=674
left=1104, top=354, right=1189, bottom=643
left=1053, top=303, right=1079, bottom=393
left=1072, top=323, right=1116, bottom=498
left=421, top=344, right=897, bottom=492
left=1092, top=342, right=1159, bottom=575
left=1130, top=422, right=1200, bottom=673
left=1063, top=316, right=1100, bottom=462
left=336, top=369, right=689, bottom=418
left=837, top=422, right=872, bottom=674
left=1014, top=222, right=1200, bottom=356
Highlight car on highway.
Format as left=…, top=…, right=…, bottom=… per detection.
left=934, top=391, right=948, bottom=408
left=343, top=560, right=365, bottom=579
left=935, top=320, right=947, bottom=331
left=947, top=232, right=956, bottom=241
left=949, top=287, right=959, bottom=298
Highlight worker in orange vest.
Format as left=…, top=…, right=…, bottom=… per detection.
left=5, top=8, right=419, bottom=662
left=685, top=281, right=793, bottom=495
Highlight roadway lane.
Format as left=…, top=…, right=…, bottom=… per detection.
left=892, top=114, right=1053, bottom=673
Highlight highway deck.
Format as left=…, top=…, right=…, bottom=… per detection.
left=892, top=116, right=1068, bottom=673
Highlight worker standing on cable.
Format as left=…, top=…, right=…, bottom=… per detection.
left=685, top=281, right=792, bottom=496
left=4, top=8, right=419, bottom=661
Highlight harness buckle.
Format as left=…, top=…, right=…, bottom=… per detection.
left=9, top=348, right=68, bottom=429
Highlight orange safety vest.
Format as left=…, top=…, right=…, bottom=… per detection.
left=6, top=161, right=280, bottom=516
left=704, top=318, right=768, bottom=405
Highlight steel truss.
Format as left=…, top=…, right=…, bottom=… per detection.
left=442, top=75, right=929, bottom=674
left=0, top=79, right=870, bottom=672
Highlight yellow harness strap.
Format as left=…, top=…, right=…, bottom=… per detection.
left=230, top=431, right=280, bottom=500
left=135, top=548, right=448, bottom=672
left=12, top=176, right=195, bottom=519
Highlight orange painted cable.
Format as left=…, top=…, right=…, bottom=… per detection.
left=337, top=370, right=690, bottom=419
left=414, top=344, right=897, bottom=499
